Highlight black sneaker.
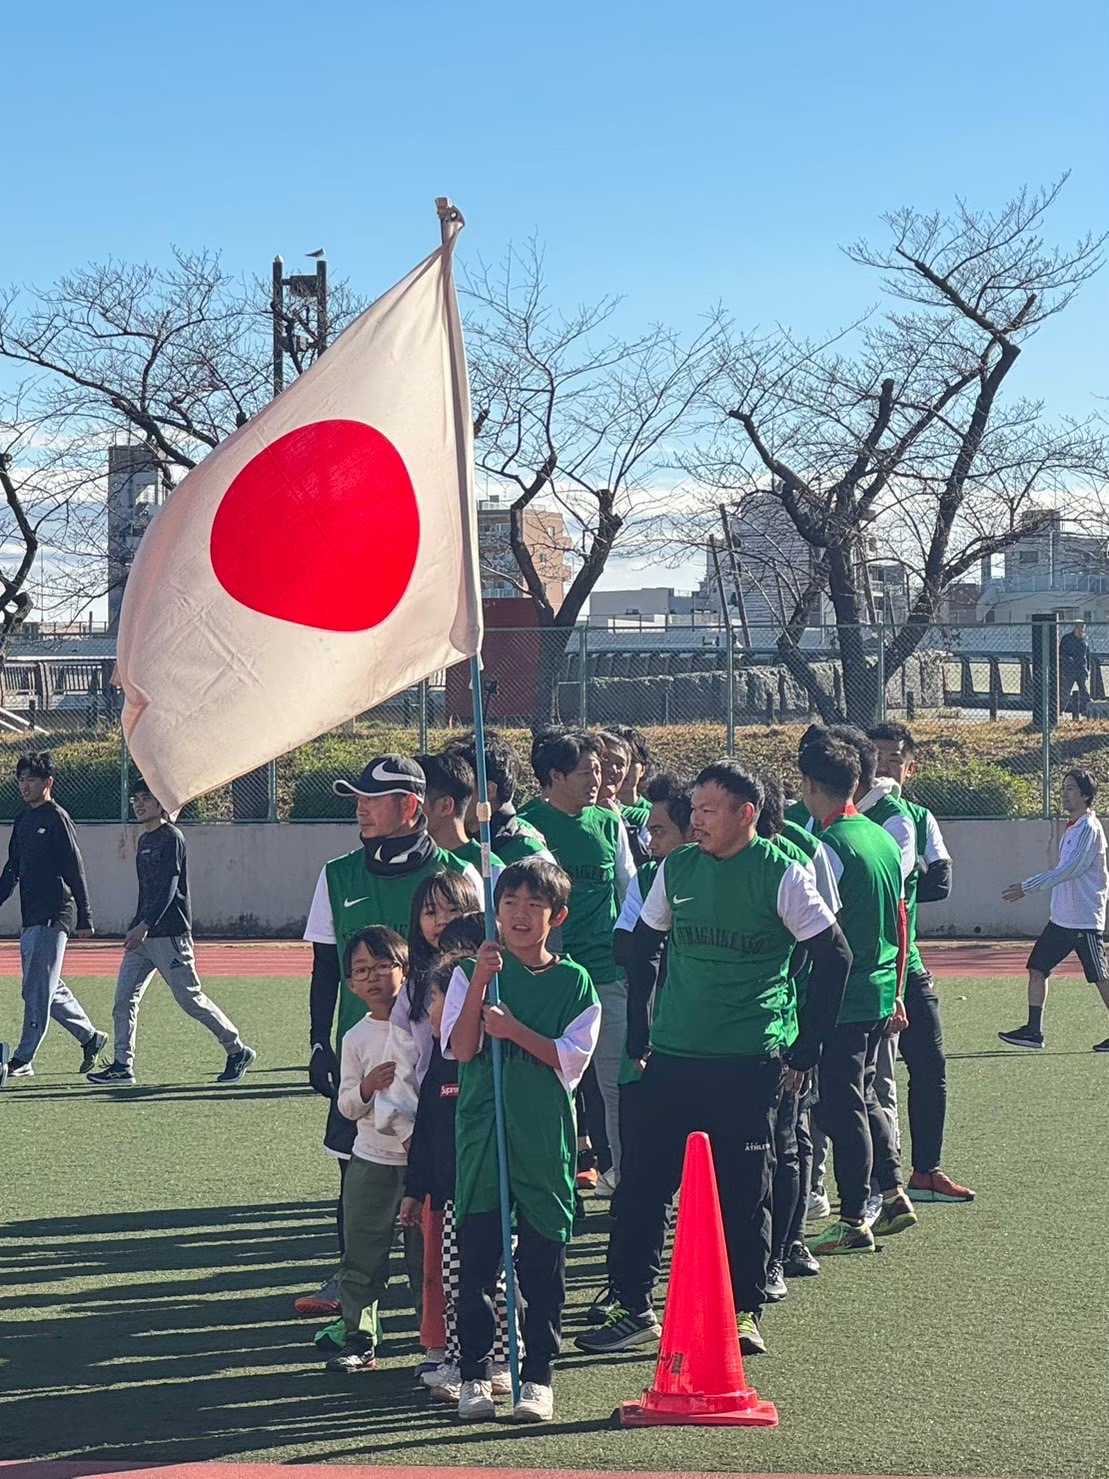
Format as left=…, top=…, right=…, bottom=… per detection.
left=585, top=1284, right=620, bottom=1324
left=1093, top=1038, right=1109, bottom=1053
left=325, top=1340, right=377, bottom=1373
left=764, top=1259, right=788, bottom=1302
left=217, top=1045, right=257, bottom=1084
left=575, top=1305, right=661, bottom=1354
left=783, top=1240, right=821, bottom=1277
left=998, top=1024, right=1044, bottom=1050
left=79, top=1031, right=109, bottom=1074
left=87, top=1062, right=136, bottom=1087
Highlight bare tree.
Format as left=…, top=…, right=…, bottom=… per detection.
left=0, top=248, right=364, bottom=471
left=686, top=179, right=1108, bottom=724
left=0, top=249, right=365, bottom=641
left=465, top=242, right=723, bottom=717
left=0, top=394, right=118, bottom=656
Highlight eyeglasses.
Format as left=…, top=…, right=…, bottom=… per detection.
left=350, top=963, right=401, bottom=983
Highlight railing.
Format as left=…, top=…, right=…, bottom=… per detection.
left=0, top=620, right=1102, bottom=822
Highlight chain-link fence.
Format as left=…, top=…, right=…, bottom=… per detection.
left=1, top=619, right=1105, bottom=821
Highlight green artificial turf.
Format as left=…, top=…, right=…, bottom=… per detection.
left=1, top=970, right=1107, bottom=1477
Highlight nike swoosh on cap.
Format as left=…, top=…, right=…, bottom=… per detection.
left=373, top=761, right=416, bottom=785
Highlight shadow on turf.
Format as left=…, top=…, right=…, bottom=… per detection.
left=6, top=1084, right=312, bottom=1104
left=0, top=1200, right=630, bottom=1466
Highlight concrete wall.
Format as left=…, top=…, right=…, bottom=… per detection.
left=0, top=818, right=1074, bottom=939
left=916, top=819, right=1069, bottom=940
left=0, top=823, right=353, bottom=939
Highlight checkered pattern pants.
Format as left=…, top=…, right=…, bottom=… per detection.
left=442, top=1199, right=518, bottom=1365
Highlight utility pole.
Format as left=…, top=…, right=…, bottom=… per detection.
left=234, top=253, right=331, bottom=822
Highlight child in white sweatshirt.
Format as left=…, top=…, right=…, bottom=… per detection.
left=326, top=926, right=422, bottom=1372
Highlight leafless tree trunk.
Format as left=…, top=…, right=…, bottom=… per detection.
left=465, top=242, right=724, bottom=720
left=686, top=180, right=1108, bottom=724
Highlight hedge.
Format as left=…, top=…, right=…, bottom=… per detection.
left=0, top=717, right=1101, bottom=821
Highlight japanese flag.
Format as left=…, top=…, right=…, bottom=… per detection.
left=116, top=209, right=482, bottom=813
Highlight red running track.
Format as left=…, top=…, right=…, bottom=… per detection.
left=0, top=938, right=1064, bottom=978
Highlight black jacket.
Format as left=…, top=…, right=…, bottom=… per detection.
left=0, top=801, right=93, bottom=933
left=1059, top=630, right=1091, bottom=678
left=404, top=1043, right=458, bottom=1211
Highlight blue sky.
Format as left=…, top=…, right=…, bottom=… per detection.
left=6, top=0, right=1108, bottom=597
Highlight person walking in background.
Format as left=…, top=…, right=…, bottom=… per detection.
left=86, top=780, right=255, bottom=1088
left=0, top=752, right=105, bottom=1083
left=999, top=769, right=1109, bottom=1053
left=1059, top=621, right=1092, bottom=719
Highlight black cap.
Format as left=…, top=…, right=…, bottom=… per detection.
left=332, top=754, right=426, bottom=800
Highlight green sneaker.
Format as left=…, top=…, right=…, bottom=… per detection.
left=736, top=1311, right=766, bottom=1355
left=807, top=1219, right=876, bottom=1255
left=871, top=1191, right=919, bottom=1237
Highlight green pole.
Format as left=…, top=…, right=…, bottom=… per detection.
left=1040, top=621, right=1052, bottom=819
left=876, top=615, right=886, bottom=722
left=578, top=627, right=588, bottom=725
left=725, top=623, right=735, bottom=755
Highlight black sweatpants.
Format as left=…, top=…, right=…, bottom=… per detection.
left=576, top=1060, right=612, bottom=1173
left=816, top=1019, right=901, bottom=1222
left=771, top=1084, right=815, bottom=1258
left=901, top=969, right=947, bottom=1175
left=606, top=1050, right=782, bottom=1317
left=458, top=1208, right=566, bottom=1386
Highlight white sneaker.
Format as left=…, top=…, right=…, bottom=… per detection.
left=862, top=1192, right=883, bottom=1227
left=807, top=1187, right=830, bottom=1221
left=457, top=1379, right=496, bottom=1421
left=422, top=1361, right=460, bottom=1390
left=430, top=1374, right=461, bottom=1403
left=9, top=1062, right=34, bottom=1078
left=489, top=1361, right=513, bottom=1397
left=513, top=1381, right=554, bottom=1422
left=595, top=1168, right=618, bottom=1198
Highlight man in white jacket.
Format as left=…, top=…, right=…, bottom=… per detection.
left=1000, top=768, right=1109, bottom=1053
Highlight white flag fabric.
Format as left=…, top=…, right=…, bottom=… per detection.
left=116, top=216, right=481, bottom=812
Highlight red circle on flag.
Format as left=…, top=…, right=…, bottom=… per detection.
left=210, top=419, right=420, bottom=632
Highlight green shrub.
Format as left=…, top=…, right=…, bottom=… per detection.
left=906, top=762, right=1036, bottom=819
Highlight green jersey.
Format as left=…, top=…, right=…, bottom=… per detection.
left=820, top=813, right=902, bottom=1024
left=495, top=821, right=549, bottom=865
left=451, top=952, right=599, bottom=1242
left=452, top=837, right=505, bottom=876
left=641, top=838, right=833, bottom=1058
left=768, top=832, right=809, bottom=869
left=622, top=799, right=651, bottom=831
left=519, top=798, right=626, bottom=983
left=321, top=846, right=470, bottom=1048
left=785, top=799, right=814, bottom=830
left=780, top=818, right=819, bottom=860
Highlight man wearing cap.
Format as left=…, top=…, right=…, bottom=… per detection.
left=1059, top=621, right=1092, bottom=720
left=294, top=754, right=479, bottom=1319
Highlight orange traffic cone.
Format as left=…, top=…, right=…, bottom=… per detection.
left=620, top=1130, right=778, bottom=1428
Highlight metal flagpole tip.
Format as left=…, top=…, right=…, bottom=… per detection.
left=435, top=197, right=465, bottom=227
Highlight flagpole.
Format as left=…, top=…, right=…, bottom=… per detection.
left=436, top=197, right=522, bottom=1404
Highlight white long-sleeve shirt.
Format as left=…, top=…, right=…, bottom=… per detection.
left=1022, top=812, right=1108, bottom=931
left=336, top=1015, right=412, bottom=1165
